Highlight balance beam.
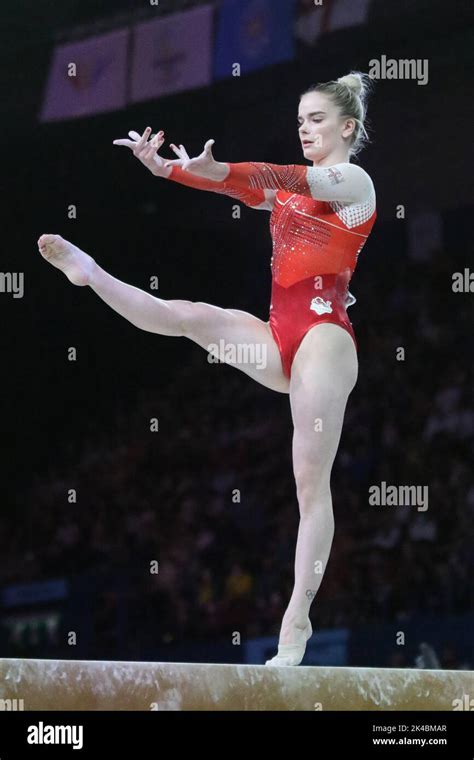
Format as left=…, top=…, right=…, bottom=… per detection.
left=0, top=659, right=472, bottom=710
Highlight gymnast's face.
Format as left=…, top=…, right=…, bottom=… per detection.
left=298, top=92, right=355, bottom=163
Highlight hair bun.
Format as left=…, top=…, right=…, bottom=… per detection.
left=337, top=71, right=373, bottom=103
left=338, top=74, right=362, bottom=95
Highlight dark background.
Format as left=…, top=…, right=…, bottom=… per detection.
left=0, top=0, right=473, bottom=667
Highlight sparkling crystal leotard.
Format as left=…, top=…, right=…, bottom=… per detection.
left=168, top=161, right=377, bottom=378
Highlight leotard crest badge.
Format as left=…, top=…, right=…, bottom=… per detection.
left=309, top=296, right=333, bottom=315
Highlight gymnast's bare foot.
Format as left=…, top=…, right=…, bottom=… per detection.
left=38, top=234, right=95, bottom=286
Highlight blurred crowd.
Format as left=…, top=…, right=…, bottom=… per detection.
left=2, top=242, right=473, bottom=665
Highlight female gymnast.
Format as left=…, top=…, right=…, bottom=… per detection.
left=38, top=71, right=377, bottom=666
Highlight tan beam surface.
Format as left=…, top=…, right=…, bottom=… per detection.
left=0, top=659, right=472, bottom=710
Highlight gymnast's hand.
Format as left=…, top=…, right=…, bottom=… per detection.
left=112, top=127, right=171, bottom=177
left=164, top=139, right=229, bottom=182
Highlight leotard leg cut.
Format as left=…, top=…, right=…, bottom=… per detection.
left=268, top=272, right=358, bottom=379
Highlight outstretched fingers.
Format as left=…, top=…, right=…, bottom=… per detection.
left=113, top=127, right=164, bottom=152
left=164, top=138, right=216, bottom=169
left=134, top=126, right=152, bottom=152
left=164, top=143, right=190, bottom=168
left=143, top=133, right=164, bottom=159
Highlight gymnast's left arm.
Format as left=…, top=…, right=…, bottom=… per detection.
left=164, top=140, right=373, bottom=205
left=220, top=161, right=374, bottom=204
left=164, top=140, right=374, bottom=206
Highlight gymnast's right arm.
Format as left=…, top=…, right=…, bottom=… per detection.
left=112, top=127, right=273, bottom=211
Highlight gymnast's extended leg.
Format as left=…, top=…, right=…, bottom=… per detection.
left=37, top=234, right=288, bottom=393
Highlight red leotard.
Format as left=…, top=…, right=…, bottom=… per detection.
left=168, top=161, right=377, bottom=378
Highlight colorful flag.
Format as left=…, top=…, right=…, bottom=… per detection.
left=214, top=0, right=296, bottom=80
left=131, top=5, right=213, bottom=103
left=40, top=28, right=128, bottom=122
